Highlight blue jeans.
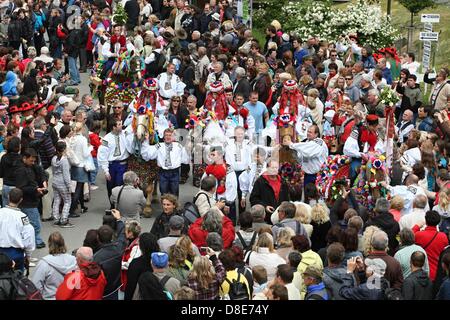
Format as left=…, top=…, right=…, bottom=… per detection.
left=107, top=161, right=128, bottom=199
left=2, top=184, right=15, bottom=207
left=21, top=207, right=44, bottom=246
left=89, top=157, right=99, bottom=184
left=68, top=56, right=80, bottom=84
left=0, top=247, right=25, bottom=273
left=159, top=168, right=180, bottom=197
left=350, top=158, right=362, bottom=182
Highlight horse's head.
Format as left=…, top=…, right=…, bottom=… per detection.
left=134, top=110, right=150, bottom=141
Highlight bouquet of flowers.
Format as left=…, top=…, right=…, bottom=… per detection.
left=316, top=155, right=351, bottom=203
left=279, top=162, right=303, bottom=197
left=379, top=86, right=400, bottom=107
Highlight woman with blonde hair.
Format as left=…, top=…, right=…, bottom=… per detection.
left=295, top=203, right=313, bottom=238
left=275, top=227, right=295, bottom=262
left=310, top=204, right=331, bottom=252
left=361, top=225, right=381, bottom=257
left=433, top=188, right=450, bottom=220
left=175, top=235, right=198, bottom=268
left=245, top=232, right=286, bottom=281
left=306, top=88, right=324, bottom=134
left=31, top=232, right=77, bottom=299
left=68, top=121, right=92, bottom=217
left=166, top=244, right=190, bottom=285
left=187, top=248, right=226, bottom=300
left=389, top=196, right=404, bottom=222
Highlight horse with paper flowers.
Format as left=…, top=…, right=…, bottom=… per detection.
left=124, top=78, right=164, bottom=217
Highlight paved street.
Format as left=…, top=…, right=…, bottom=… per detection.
left=32, top=72, right=197, bottom=262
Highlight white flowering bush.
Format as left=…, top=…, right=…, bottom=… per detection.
left=379, top=86, right=400, bottom=107
left=271, top=0, right=400, bottom=50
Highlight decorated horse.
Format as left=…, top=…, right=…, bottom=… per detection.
left=316, top=153, right=388, bottom=210
left=124, top=78, right=164, bottom=217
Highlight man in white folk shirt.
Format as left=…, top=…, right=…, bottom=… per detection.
left=239, top=147, right=268, bottom=209
left=157, top=63, right=186, bottom=100
left=396, top=109, right=414, bottom=145
left=285, top=124, right=328, bottom=187
left=225, top=126, right=252, bottom=214
left=0, top=188, right=35, bottom=273
left=141, top=128, right=189, bottom=197
left=381, top=174, right=429, bottom=215
left=97, top=119, right=130, bottom=199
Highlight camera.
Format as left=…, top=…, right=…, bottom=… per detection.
left=105, top=210, right=112, bottom=215
left=42, top=188, right=49, bottom=195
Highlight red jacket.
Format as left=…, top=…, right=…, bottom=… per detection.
left=120, top=237, right=140, bottom=292
left=56, top=263, right=107, bottom=300
left=89, top=132, right=101, bottom=158
left=412, top=225, right=449, bottom=281
left=188, top=215, right=235, bottom=249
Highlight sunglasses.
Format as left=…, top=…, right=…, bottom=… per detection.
left=172, top=99, right=181, bottom=102
left=331, top=54, right=337, bottom=57
left=345, top=78, right=352, bottom=80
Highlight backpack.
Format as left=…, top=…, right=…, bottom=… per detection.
left=0, top=272, right=43, bottom=300
left=439, top=217, right=450, bottom=236
left=159, top=275, right=173, bottom=300
left=275, top=220, right=302, bottom=235
left=236, top=231, right=257, bottom=255
left=146, top=51, right=166, bottom=77
left=223, top=273, right=249, bottom=300
left=181, top=192, right=210, bottom=225
left=383, top=287, right=403, bottom=301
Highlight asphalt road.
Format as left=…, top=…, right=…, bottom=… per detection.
left=32, top=72, right=197, bottom=262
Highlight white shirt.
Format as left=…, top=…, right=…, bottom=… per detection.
left=399, top=208, right=426, bottom=231
left=400, top=147, right=421, bottom=174
left=157, top=72, right=186, bottom=99
left=396, top=121, right=414, bottom=144
left=97, top=132, right=130, bottom=175
left=343, top=129, right=364, bottom=158
left=102, top=41, right=136, bottom=59
left=388, top=184, right=429, bottom=215
left=286, top=282, right=301, bottom=300
left=290, top=138, right=329, bottom=174
left=225, top=139, right=252, bottom=172
left=201, top=169, right=238, bottom=202
left=402, top=61, right=421, bottom=76
left=0, top=207, right=35, bottom=257
left=141, top=141, right=189, bottom=170
left=245, top=248, right=286, bottom=282
left=69, top=134, right=93, bottom=168
left=239, top=162, right=267, bottom=198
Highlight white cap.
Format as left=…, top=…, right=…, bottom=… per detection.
left=58, top=96, right=73, bottom=105
left=281, top=33, right=290, bottom=42
left=211, top=13, right=220, bottom=21
left=41, top=47, right=49, bottom=55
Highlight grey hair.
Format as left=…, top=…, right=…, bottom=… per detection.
left=206, top=232, right=223, bottom=252
left=235, top=67, right=246, bottom=78
left=413, top=194, right=428, bottom=209
left=399, top=228, right=415, bottom=246
left=34, top=117, right=46, bottom=130
left=250, top=204, right=266, bottom=221
left=368, top=88, right=380, bottom=97
left=371, top=230, right=389, bottom=251
left=214, top=61, right=224, bottom=70
left=123, top=171, right=139, bottom=185
left=202, top=209, right=223, bottom=234
left=81, top=94, right=92, bottom=104
left=76, top=246, right=93, bottom=263
left=375, top=198, right=390, bottom=213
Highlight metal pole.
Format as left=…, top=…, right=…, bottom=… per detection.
left=387, top=0, right=392, bottom=16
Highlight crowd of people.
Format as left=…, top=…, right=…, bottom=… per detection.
left=0, top=0, right=450, bottom=301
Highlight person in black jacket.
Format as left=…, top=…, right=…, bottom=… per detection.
left=402, top=251, right=433, bottom=300
left=124, top=232, right=160, bottom=300
left=64, top=18, right=83, bottom=86
left=94, top=209, right=127, bottom=300
left=365, top=198, right=400, bottom=255
left=234, top=68, right=251, bottom=101
left=15, top=148, right=47, bottom=249
left=124, top=0, right=140, bottom=32
left=8, top=11, right=22, bottom=51
left=0, top=137, right=22, bottom=206
left=249, top=159, right=290, bottom=224
left=47, top=8, right=64, bottom=59
left=150, top=194, right=186, bottom=239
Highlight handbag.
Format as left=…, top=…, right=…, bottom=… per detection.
left=84, top=154, right=96, bottom=172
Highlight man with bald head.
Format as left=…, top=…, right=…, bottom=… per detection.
left=56, top=247, right=107, bottom=300
left=396, top=109, right=414, bottom=144
left=383, top=174, right=429, bottom=215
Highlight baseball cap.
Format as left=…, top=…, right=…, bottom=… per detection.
left=151, top=252, right=169, bottom=268
left=169, top=215, right=185, bottom=230
left=58, top=96, right=73, bottom=105
left=365, top=258, right=386, bottom=276
left=211, top=12, right=220, bottom=21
